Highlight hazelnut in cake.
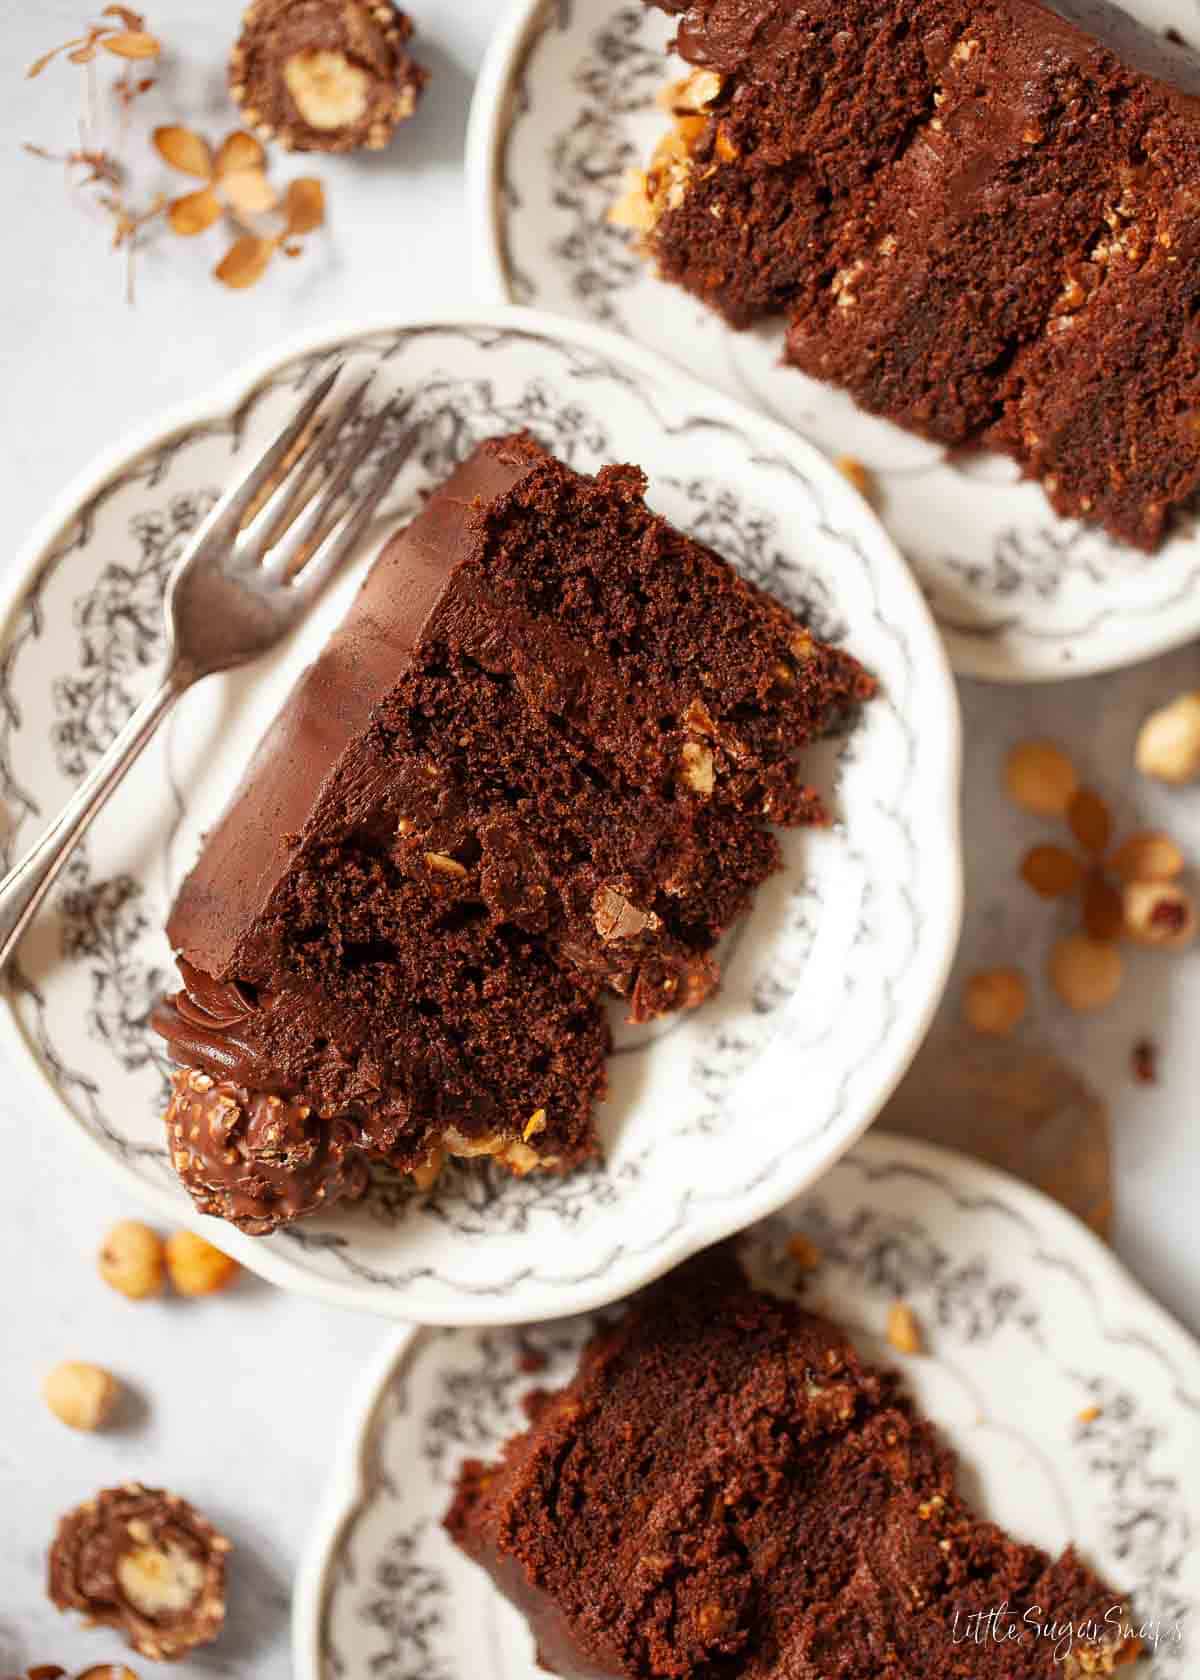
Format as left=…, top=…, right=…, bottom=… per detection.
left=154, top=434, right=870, bottom=1231
left=627, top=0, right=1200, bottom=550
left=446, top=1250, right=1141, bottom=1680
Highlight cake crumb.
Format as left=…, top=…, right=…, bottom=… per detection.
left=1078, top=1404, right=1103, bottom=1424
left=786, top=1233, right=822, bottom=1272
left=887, top=1301, right=924, bottom=1355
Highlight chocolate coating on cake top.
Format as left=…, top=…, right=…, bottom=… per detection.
left=652, top=0, right=1200, bottom=97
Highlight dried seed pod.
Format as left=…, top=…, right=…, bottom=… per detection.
left=162, top=1067, right=369, bottom=1236
left=1004, top=740, right=1078, bottom=816
left=1049, top=934, right=1123, bottom=1012
left=48, top=1484, right=230, bottom=1660
left=1123, top=881, right=1197, bottom=949
left=963, top=968, right=1028, bottom=1037
left=1020, top=844, right=1082, bottom=898
left=1110, top=831, right=1186, bottom=884
left=1135, top=692, right=1200, bottom=784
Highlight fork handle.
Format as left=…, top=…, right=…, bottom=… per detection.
left=0, top=671, right=184, bottom=971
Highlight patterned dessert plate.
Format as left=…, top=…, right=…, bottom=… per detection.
left=0, top=308, right=959, bottom=1325
left=294, top=1132, right=1199, bottom=1677
left=468, top=0, right=1200, bottom=683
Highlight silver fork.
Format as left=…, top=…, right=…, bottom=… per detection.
left=0, top=365, right=416, bottom=969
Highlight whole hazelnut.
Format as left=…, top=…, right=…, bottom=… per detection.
left=1123, top=880, right=1197, bottom=949
left=98, top=1220, right=165, bottom=1301
left=1049, top=934, right=1123, bottom=1012
left=1135, top=692, right=1200, bottom=784
left=1004, top=740, right=1078, bottom=816
left=165, top=1230, right=240, bottom=1297
left=43, top=1362, right=120, bottom=1432
left=963, top=968, right=1029, bottom=1036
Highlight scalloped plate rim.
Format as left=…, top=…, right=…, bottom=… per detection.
left=0, top=305, right=962, bottom=1326
left=289, top=1129, right=1200, bottom=1679
left=464, top=0, right=1200, bottom=687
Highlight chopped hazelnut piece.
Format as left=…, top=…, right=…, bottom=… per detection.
left=283, top=50, right=369, bottom=130
left=886, top=1302, right=924, bottom=1355
left=594, top=884, right=661, bottom=943
left=500, top=1141, right=542, bottom=1176
left=1049, top=934, right=1123, bottom=1012
left=609, top=170, right=658, bottom=233
left=1135, top=691, right=1200, bottom=784
left=48, top=1484, right=229, bottom=1660
left=165, top=1230, right=239, bottom=1297
left=442, top=1126, right=506, bottom=1159
left=657, top=67, right=724, bottom=114
left=98, top=1221, right=165, bottom=1301
left=1005, top=740, right=1079, bottom=816
left=963, top=968, right=1028, bottom=1036
left=524, top=1108, right=548, bottom=1141
left=43, top=1362, right=120, bottom=1432
left=425, top=851, right=468, bottom=878
left=679, top=741, right=715, bottom=796
left=410, top=1147, right=445, bottom=1192
left=1123, top=880, right=1196, bottom=948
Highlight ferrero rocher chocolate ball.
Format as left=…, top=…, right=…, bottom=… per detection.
left=229, top=0, right=428, bottom=154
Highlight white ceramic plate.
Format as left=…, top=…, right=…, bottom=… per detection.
left=294, top=1131, right=1200, bottom=1678
left=0, top=308, right=959, bottom=1326
left=468, top=0, right=1200, bottom=684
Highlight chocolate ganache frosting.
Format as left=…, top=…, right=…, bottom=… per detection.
left=151, top=963, right=267, bottom=1087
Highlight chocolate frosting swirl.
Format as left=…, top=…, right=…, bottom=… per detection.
left=151, top=961, right=275, bottom=1086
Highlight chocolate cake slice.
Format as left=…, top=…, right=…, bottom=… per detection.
left=446, top=1250, right=1141, bottom=1680
left=626, top=0, right=1200, bottom=549
left=155, top=434, right=869, bottom=1229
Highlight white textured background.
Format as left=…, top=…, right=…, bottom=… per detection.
left=2, top=0, right=1199, bottom=1672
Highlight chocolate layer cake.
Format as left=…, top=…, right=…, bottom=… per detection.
left=155, top=434, right=869, bottom=1229
left=626, top=0, right=1200, bottom=549
left=446, top=1251, right=1140, bottom=1680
